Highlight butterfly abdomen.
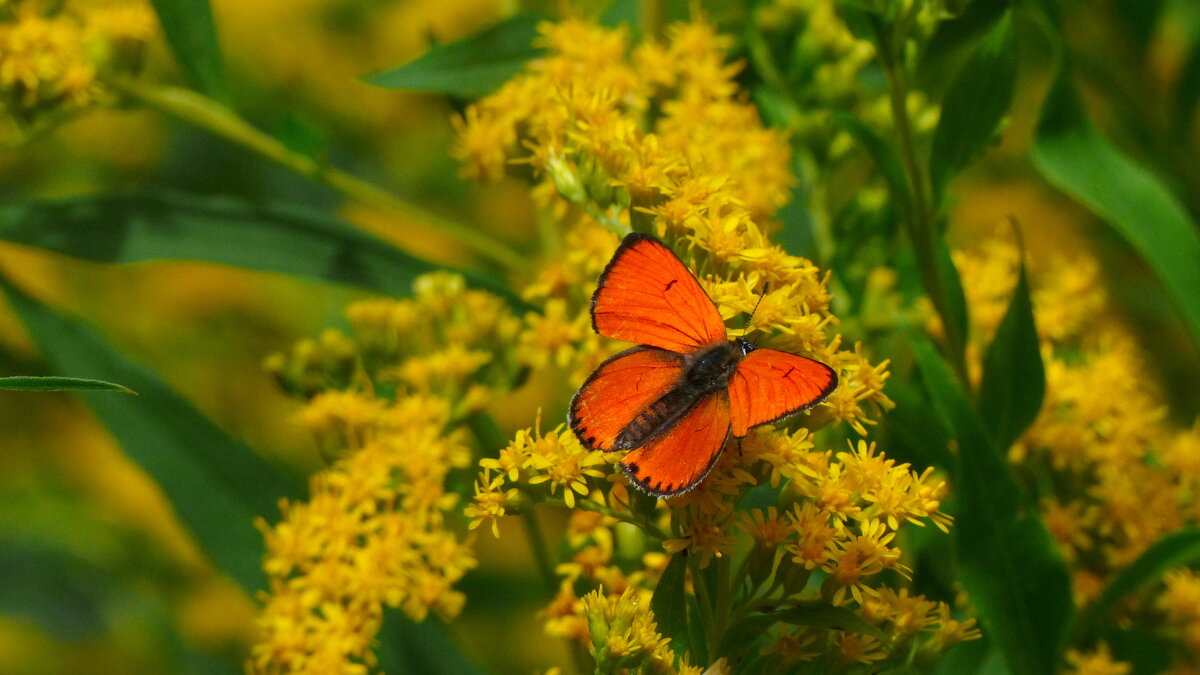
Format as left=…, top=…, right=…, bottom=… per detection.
left=612, top=341, right=746, bottom=450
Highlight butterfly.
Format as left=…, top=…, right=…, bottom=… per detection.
left=569, top=233, right=839, bottom=497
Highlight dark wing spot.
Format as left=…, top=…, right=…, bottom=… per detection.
left=664, top=279, right=678, bottom=291
left=625, top=462, right=640, bottom=476
left=783, top=366, right=795, bottom=378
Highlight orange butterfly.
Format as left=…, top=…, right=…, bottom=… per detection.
left=570, top=233, right=839, bottom=497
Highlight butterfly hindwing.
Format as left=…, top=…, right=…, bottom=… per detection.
left=727, top=348, right=838, bottom=437
left=570, top=346, right=685, bottom=451
left=592, top=233, right=728, bottom=353
left=619, top=390, right=731, bottom=496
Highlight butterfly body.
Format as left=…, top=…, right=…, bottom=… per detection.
left=611, top=338, right=752, bottom=451
left=570, top=233, right=838, bottom=497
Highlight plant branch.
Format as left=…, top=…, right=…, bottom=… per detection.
left=107, top=76, right=529, bottom=277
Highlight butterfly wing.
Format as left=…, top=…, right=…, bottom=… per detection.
left=592, top=233, right=728, bottom=353
left=619, top=391, right=731, bottom=496
left=570, top=346, right=685, bottom=451
left=727, top=348, right=838, bottom=437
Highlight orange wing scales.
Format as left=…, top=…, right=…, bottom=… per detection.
left=570, top=346, right=685, bottom=451
left=619, top=391, right=731, bottom=496
left=727, top=349, right=838, bottom=437
left=592, top=233, right=727, bottom=353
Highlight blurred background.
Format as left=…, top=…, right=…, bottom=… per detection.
left=1, top=0, right=1197, bottom=672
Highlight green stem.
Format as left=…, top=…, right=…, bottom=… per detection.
left=107, top=76, right=529, bottom=277
left=872, top=20, right=969, bottom=384
left=543, top=496, right=671, bottom=541
left=522, top=508, right=558, bottom=596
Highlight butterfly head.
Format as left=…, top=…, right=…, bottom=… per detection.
left=734, top=336, right=756, bottom=356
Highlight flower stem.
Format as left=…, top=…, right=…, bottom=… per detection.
left=871, top=18, right=969, bottom=384
left=107, top=76, right=530, bottom=278
left=521, top=508, right=558, bottom=596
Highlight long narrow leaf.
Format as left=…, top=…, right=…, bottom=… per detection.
left=912, top=336, right=1072, bottom=675
left=365, top=14, right=545, bottom=98
left=0, top=376, right=136, bottom=394
left=148, top=0, right=229, bottom=100
left=0, top=275, right=304, bottom=594
left=651, top=552, right=692, bottom=662
left=930, top=11, right=1017, bottom=201
left=0, top=191, right=526, bottom=309
left=1073, top=527, right=1200, bottom=640
left=1032, top=74, right=1200, bottom=352
left=978, top=256, right=1044, bottom=451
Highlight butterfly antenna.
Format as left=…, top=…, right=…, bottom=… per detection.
left=744, top=286, right=769, bottom=341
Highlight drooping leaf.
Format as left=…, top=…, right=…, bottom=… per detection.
left=912, top=336, right=1072, bottom=675
left=365, top=14, right=545, bottom=98
left=1073, top=527, right=1200, bottom=641
left=930, top=11, right=1017, bottom=201
left=148, top=0, right=229, bottom=100
left=0, top=275, right=304, bottom=594
left=0, top=191, right=527, bottom=310
left=978, top=255, right=1044, bottom=450
left=0, top=376, right=136, bottom=394
left=651, top=552, right=692, bottom=662
left=1032, top=74, right=1200, bottom=352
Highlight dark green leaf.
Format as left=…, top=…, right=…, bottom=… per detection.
left=0, top=539, right=107, bottom=641
left=0, top=376, right=136, bottom=394
left=923, top=0, right=1010, bottom=73
left=1073, top=527, right=1200, bottom=640
left=1032, top=74, right=1200, bottom=352
left=930, top=11, right=1017, bottom=201
left=911, top=336, right=1072, bottom=675
left=882, top=382, right=954, bottom=473
left=376, top=612, right=486, bottom=675
left=0, top=191, right=528, bottom=310
left=768, top=602, right=888, bottom=640
left=978, top=256, right=1044, bottom=450
left=0, top=276, right=304, bottom=593
left=652, top=553, right=692, bottom=662
left=365, top=14, right=545, bottom=98
left=148, top=0, right=229, bottom=100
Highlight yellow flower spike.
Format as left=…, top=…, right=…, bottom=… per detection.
left=786, top=502, right=840, bottom=570
left=1063, top=643, right=1132, bottom=675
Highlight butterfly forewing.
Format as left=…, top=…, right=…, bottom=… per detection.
left=727, top=348, right=838, bottom=437
left=619, top=390, right=731, bottom=496
left=591, top=233, right=727, bottom=353
left=570, top=346, right=685, bottom=451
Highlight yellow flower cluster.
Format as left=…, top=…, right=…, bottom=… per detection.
left=579, top=587, right=687, bottom=674
left=951, top=231, right=1200, bottom=668
left=252, top=394, right=474, bottom=674
left=458, top=17, right=971, bottom=670
left=0, top=0, right=155, bottom=130
left=254, top=272, right=522, bottom=673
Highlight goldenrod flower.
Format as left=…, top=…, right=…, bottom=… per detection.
left=1064, top=643, right=1132, bottom=675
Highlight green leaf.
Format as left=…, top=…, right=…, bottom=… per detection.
left=1032, top=74, right=1200, bottom=353
left=0, top=376, right=136, bottom=394
left=1073, top=527, right=1200, bottom=640
left=148, top=0, right=229, bottom=100
left=365, top=14, right=545, bottom=98
left=652, top=552, right=692, bottom=662
left=0, top=191, right=527, bottom=310
left=376, top=612, right=486, bottom=675
left=978, top=255, right=1044, bottom=450
left=0, top=539, right=107, bottom=641
left=0, top=276, right=304, bottom=594
left=911, top=336, right=1073, bottom=675
left=930, top=12, right=1017, bottom=201
left=767, top=603, right=888, bottom=640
